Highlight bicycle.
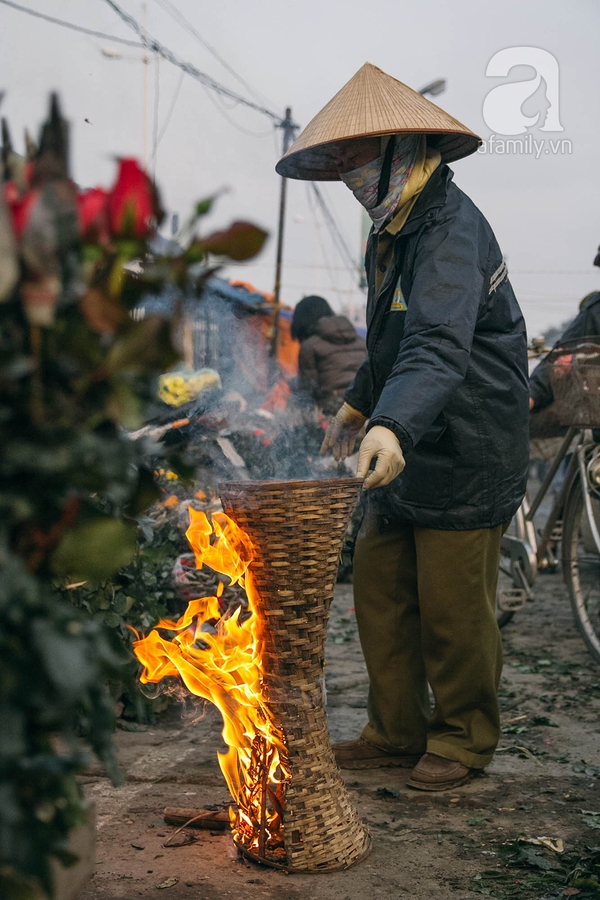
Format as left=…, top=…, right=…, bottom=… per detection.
left=497, top=338, right=600, bottom=665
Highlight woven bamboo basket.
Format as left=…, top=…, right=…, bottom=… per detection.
left=219, top=477, right=371, bottom=873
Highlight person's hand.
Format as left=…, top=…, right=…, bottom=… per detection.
left=357, top=426, right=405, bottom=490
left=529, top=397, right=535, bottom=410
left=320, top=402, right=367, bottom=460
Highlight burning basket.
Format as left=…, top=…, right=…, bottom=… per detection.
left=133, top=477, right=371, bottom=873
left=548, top=339, right=600, bottom=427
left=219, top=477, right=371, bottom=872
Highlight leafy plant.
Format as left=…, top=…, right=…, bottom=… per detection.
left=0, top=94, right=267, bottom=899
left=66, top=504, right=190, bottom=723
left=472, top=839, right=600, bottom=898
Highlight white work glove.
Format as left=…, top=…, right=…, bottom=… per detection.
left=320, top=402, right=367, bottom=461
left=357, top=425, right=405, bottom=490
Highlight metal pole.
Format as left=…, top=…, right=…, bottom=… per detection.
left=270, top=107, right=298, bottom=359
left=141, top=2, right=148, bottom=168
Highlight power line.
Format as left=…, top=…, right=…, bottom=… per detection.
left=0, top=0, right=145, bottom=47
left=4, top=0, right=364, bottom=300
left=510, top=270, right=597, bottom=276
left=306, top=186, right=347, bottom=303
left=200, top=83, right=276, bottom=138
left=150, top=0, right=277, bottom=113
left=152, top=52, right=160, bottom=176
left=233, top=262, right=365, bottom=273
left=101, top=0, right=284, bottom=124
left=151, top=69, right=184, bottom=161
left=310, top=184, right=364, bottom=284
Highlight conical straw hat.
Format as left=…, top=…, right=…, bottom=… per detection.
left=276, top=63, right=481, bottom=181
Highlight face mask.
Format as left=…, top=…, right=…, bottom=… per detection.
left=340, top=134, right=421, bottom=231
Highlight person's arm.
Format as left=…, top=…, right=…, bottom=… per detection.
left=529, top=359, right=553, bottom=410
left=321, top=358, right=371, bottom=460
left=530, top=299, right=600, bottom=410
left=296, top=340, right=320, bottom=397
left=344, top=356, right=373, bottom=417
left=368, top=210, right=486, bottom=451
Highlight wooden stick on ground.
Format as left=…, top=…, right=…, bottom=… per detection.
left=258, top=739, right=268, bottom=859
left=163, top=807, right=230, bottom=837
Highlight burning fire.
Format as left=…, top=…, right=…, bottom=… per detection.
left=132, top=507, right=291, bottom=862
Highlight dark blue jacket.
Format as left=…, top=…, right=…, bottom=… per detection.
left=345, top=165, right=529, bottom=530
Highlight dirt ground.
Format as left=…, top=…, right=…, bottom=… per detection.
left=79, top=568, right=600, bottom=900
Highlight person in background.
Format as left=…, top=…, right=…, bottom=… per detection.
left=530, top=244, right=600, bottom=412
left=290, top=294, right=366, bottom=416
left=277, top=63, right=529, bottom=791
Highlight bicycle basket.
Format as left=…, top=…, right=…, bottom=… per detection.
left=547, top=338, right=600, bottom=427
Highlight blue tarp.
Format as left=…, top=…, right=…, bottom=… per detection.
left=134, top=276, right=365, bottom=338
left=134, top=276, right=271, bottom=318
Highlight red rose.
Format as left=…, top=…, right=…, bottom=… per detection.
left=108, top=158, right=159, bottom=239
left=4, top=181, right=20, bottom=207
left=78, top=187, right=110, bottom=244
left=4, top=183, right=40, bottom=239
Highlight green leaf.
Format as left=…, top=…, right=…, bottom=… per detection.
left=129, top=467, right=161, bottom=516
left=106, top=379, right=144, bottom=429
left=80, top=287, right=127, bottom=335
left=195, top=196, right=214, bottom=217
left=375, top=787, right=399, bottom=798
left=52, top=849, right=80, bottom=868
left=82, top=244, right=104, bottom=265
left=33, top=626, right=95, bottom=694
left=114, top=239, right=145, bottom=260
left=51, top=519, right=137, bottom=581
left=520, top=848, right=555, bottom=870
left=0, top=707, right=26, bottom=757
left=194, top=221, right=268, bottom=261
left=105, top=317, right=178, bottom=375
left=0, top=868, right=44, bottom=900
left=165, top=453, right=195, bottom=482
left=113, top=593, right=129, bottom=615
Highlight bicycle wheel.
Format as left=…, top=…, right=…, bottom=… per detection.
left=562, top=475, right=600, bottom=664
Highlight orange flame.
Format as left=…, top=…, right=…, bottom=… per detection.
left=132, top=507, right=290, bottom=862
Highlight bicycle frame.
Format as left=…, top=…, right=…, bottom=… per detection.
left=528, top=429, right=582, bottom=568
left=504, top=427, right=600, bottom=596
left=501, top=502, right=537, bottom=599
left=502, top=427, right=586, bottom=598
left=501, top=339, right=600, bottom=655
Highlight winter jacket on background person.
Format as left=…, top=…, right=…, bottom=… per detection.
left=291, top=295, right=366, bottom=408
left=344, top=163, right=530, bottom=530
left=298, top=315, right=367, bottom=402
left=529, top=289, right=600, bottom=411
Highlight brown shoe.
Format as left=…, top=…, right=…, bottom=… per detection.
left=406, top=753, right=477, bottom=791
left=333, top=737, right=422, bottom=769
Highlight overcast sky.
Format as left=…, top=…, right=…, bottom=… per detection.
left=2, top=0, right=599, bottom=336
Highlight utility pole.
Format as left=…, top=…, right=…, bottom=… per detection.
left=141, top=2, right=148, bottom=168
left=270, top=107, right=299, bottom=359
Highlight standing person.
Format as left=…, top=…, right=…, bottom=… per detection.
left=291, top=294, right=366, bottom=415
left=276, top=63, right=529, bottom=790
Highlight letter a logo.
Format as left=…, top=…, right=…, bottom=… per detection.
left=483, top=47, right=564, bottom=136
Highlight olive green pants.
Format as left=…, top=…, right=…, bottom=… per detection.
left=353, top=516, right=505, bottom=768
